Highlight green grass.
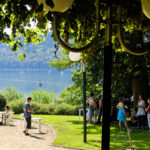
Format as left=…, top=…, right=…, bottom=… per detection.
left=14, top=115, right=150, bottom=150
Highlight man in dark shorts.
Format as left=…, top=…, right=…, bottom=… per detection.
left=24, top=97, right=34, bottom=135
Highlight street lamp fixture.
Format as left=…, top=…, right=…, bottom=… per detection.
left=37, top=0, right=150, bottom=149
left=37, top=0, right=74, bottom=12
left=141, top=0, right=150, bottom=19
left=69, top=51, right=87, bottom=142
left=69, top=52, right=81, bottom=62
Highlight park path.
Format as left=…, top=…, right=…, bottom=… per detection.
left=0, top=119, right=79, bottom=150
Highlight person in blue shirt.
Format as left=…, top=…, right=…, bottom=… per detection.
left=24, top=97, right=34, bottom=135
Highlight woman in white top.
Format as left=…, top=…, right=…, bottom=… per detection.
left=86, top=93, right=96, bottom=124
left=137, top=94, right=146, bottom=129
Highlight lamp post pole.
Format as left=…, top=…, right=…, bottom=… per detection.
left=82, top=59, right=87, bottom=143
left=102, top=1, right=112, bottom=150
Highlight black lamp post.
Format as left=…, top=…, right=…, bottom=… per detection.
left=69, top=52, right=87, bottom=142
left=37, top=0, right=150, bottom=149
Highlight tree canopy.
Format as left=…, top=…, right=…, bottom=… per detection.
left=1, top=0, right=150, bottom=52
left=0, top=0, right=150, bottom=105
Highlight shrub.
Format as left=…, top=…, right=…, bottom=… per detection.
left=0, top=94, right=6, bottom=111
left=8, top=99, right=25, bottom=114
left=54, top=103, right=75, bottom=115
left=2, top=86, right=24, bottom=101
left=30, top=89, right=56, bottom=104
left=38, top=103, right=56, bottom=115
left=8, top=99, right=80, bottom=115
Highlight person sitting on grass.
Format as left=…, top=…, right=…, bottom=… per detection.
left=3, top=106, right=11, bottom=125
left=23, top=97, right=34, bottom=136
left=116, top=97, right=129, bottom=131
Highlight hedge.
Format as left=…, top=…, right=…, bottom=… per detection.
left=8, top=99, right=81, bottom=115
left=0, top=94, right=6, bottom=111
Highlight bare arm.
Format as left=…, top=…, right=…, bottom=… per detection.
left=116, top=103, right=119, bottom=109
left=86, top=98, right=89, bottom=103
left=146, top=105, right=150, bottom=112
left=27, top=109, right=34, bottom=113
left=99, top=100, right=102, bottom=110
left=122, top=106, right=126, bottom=117
left=143, top=101, right=146, bottom=108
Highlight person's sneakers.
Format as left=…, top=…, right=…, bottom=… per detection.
left=23, top=131, right=30, bottom=136
left=25, top=132, right=30, bottom=136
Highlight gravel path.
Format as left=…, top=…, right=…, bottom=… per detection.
left=0, top=119, right=78, bottom=150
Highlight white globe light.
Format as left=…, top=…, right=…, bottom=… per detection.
left=37, top=0, right=74, bottom=13
left=69, top=52, right=81, bottom=62
left=141, top=0, right=150, bottom=19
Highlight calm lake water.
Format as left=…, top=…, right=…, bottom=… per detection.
left=0, top=69, right=73, bottom=96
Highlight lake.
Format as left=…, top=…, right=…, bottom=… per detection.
left=0, top=69, right=73, bottom=96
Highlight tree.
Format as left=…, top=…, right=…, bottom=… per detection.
left=0, top=0, right=150, bottom=106
left=0, top=94, right=6, bottom=111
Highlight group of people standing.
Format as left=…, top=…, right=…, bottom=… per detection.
left=117, top=94, right=150, bottom=132
left=136, top=95, right=150, bottom=131
left=86, top=93, right=150, bottom=132
left=86, top=93, right=103, bottom=124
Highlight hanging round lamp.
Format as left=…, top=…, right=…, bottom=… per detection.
left=37, top=0, right=74, bottom=12
left=141, top=0, right=150, bottom=19
left=69, top=52, right=81, bottom=62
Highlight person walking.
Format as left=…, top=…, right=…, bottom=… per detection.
left=86, top=93, right=96, bottom=124
left=23, top=97, right=34, bottom=135
left=146, top=98, right=150, bottom=132
left=136, top=94, right=146, bottom=129
left=116, top=97, right=129, bottom=131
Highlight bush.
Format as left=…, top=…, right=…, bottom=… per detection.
left=38, top=103, right=56, bottom=115
left=30, top=89, right=56, bottom=104
left=8, top=99, right=80, bottom=115
left=2, top=86, right=24, bottom=101
left=8, top=99, right=25, bottom=114
left=0, top=94, right=6, bottom=111
left=54, top=103, right=75, bottom=115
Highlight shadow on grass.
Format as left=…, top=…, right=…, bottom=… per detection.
left=85, top=140, right=101, bottom=148
left=67, top=120, right=83, bottom=124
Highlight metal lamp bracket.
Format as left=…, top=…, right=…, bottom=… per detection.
left=52, top=0, right=149, bottom=55
left=117, top=4, right=149, bottom=56
left=52, top=0, right=100, bottom=52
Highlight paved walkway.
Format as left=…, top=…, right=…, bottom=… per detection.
left=0, top=119, right=77, bottom=150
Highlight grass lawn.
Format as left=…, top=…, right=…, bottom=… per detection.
left=14, top=115, right=150, bottom=150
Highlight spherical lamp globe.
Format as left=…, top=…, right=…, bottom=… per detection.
left=141, top=0, right=150, bottom=19
left=69, top=52, right=81, bottom=62
left=37, top=0, right=74, bottom=13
